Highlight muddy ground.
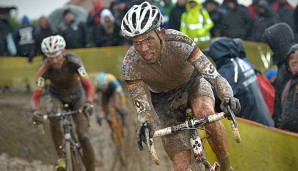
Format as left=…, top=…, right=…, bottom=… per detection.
left=0, top=92, right=173, bottom=171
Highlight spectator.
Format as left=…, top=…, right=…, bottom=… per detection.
left=169, top=0, right=186, bottom=31
left=272, top=0, right=295, bottom=30
left=248, top=0, right=280, bottom=42
left=234, top=38, right=275, bottom=117
left=279, top=44, right=298, bottom=133
left=267, top=0, right=277, bottom=7
left=221, top=0, right=254, bottom=40
left=0, top=16, right=16, bottom=56
left=219, top=0, right=230, bottom=14
left=157, top=0, right=174, bottom=28
left=265, top=68, right=278, bottom=86
left=87, top=0, right=103, bottom=26
left=203, top=0, right=224, bottom=37
left=294, top=4, right=298, bottom=42
left=205, top=37, right=274, bottom=126
left=93, top=8, right=127, bottom=47
left=57, top=9, right=89, bottom=49
left=110, top=0, right=146, bottom=26
left=264, top=22, right=295, bottom=127
left=87, top=0, right=103, bottom=47
left=157, top=0, right=174, bottom=17
left=233, top=38, right=253, bottom=67
left=247, top=0, right=260, bottom=18
left=13, top=15, right=36, bottom=62
left=34, top=16, right=56, bottom=57
left=180, top=0, right=214, bottom=42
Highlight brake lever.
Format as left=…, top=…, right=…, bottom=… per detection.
left=227, top=105, right=238, bottom=128
left=144, top=123, right=151, bottom=152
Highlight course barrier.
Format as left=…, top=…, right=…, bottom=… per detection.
left=0, top=41, right=273, bottom=89
left=204, top=118, right=298, bottom=170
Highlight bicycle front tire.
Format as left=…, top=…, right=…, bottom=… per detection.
left=65, top=141, right=74, bottom=171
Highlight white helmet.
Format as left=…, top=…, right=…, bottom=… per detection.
left=41, top=35, right=66, bottom=57
left=121, top=1, right=164, bottom=38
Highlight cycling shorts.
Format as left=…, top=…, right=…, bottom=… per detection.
left=150, top=70, right=214, bottom=158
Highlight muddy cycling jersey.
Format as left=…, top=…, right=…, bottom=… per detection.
left=31, top=52, right=94, bottom=110
left=122, top=29, right=233, bottom=120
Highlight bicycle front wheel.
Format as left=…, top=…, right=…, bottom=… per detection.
left=65, top=141, right=74, bottom=171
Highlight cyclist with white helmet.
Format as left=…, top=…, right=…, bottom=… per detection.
left=94, top=72, right=127, bottom=126
left=31, top=35, right=96, bottom=171
left=121, top=1, right=240, bottom=171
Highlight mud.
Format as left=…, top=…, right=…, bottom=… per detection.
left=0, top=93, right=172, bottom=171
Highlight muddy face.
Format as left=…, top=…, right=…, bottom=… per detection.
left=132, top=30, right=163, bottom=64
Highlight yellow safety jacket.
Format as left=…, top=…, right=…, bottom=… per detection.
left=180, top=0, right=214, bottom=42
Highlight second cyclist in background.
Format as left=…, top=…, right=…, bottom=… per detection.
left=94, top=72, right=127, bottom=126
left=31, top=35, right=96, bottom=171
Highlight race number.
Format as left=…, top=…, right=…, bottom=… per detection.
left=36, top=77, right=45, bottom=87
left=78, top=67, right=87, bottom=77
left=134, top=100, right=148, bottom=113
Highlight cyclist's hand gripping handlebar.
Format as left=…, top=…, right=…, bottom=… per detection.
left=32, top=111, right=45, bottom=135
left=140, top=122, right=160, bottom=165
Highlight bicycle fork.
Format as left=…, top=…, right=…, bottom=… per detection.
left=189, top=130, right=219, bottom=171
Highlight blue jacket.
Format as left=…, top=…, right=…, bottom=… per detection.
left=208, top=37, right=274, bottom=126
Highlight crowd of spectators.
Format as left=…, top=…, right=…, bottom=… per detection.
left=0, top=0, right=297, bottom=132
left=0, top=0, right=298, bottom=60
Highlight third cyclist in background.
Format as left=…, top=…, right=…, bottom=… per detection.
left=94, top=72, right=127, bottom=126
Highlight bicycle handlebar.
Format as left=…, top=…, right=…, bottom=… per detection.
left=37, top=109, right=82, bottom=135
left=43, top=109, right=82, bottom=120
left=148, top=109, right=241, bottom=165
left=153, top=112, right=225, bottom=138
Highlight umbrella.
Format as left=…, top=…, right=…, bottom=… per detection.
left=48, top=5, right=88, bottom=31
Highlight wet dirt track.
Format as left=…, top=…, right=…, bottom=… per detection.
left=0, top=93, right=172, bottom=171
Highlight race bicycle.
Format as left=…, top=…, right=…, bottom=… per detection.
left=40, top=103, right=86, bottom=171
left=145, top=106, right=241, bottom=171
left=96, top=106, right=127, bottom=166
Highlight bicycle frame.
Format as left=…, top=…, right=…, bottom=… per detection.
left=97, top=108, right=127, bottom=166
left=147, top=107, right=240, bottom=171
left=43, top=104, right=84, bottom=171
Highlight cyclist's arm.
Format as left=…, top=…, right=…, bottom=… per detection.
left=31, top=76, right=45, bottom=111
left=188, top=48, right=234, bottom=100
left=78, top=66, right=95, bottom=103
left=126, top=79, right=152, bottom=124
left=31, top=62, right=49, bottom=111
